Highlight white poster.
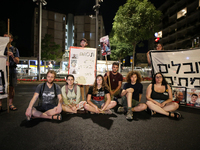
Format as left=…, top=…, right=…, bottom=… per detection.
left=0, top=37, right=9, bottom=55
left=0, top=37, right=8, bottom=99
left=150, top=49, right=200, bottom=88
left=69, top=46, right=96, bottom=85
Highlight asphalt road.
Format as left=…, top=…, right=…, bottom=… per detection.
left=0, top=82, right=200, bottom=150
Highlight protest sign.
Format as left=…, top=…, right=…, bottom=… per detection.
left=100, top=35, right=111, bottom=56
left=69, top=46, right=96, bottom=85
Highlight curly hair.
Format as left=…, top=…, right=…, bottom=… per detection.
left=92, top=74, right=109, bottom=94
left=151, top=72, right=168, bottom=85
left=126, top=71, right=142, bottom=83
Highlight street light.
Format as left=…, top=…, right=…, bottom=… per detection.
left=93, top=0, right=103, bottom=73
left=33, top=0, right=47, bottom=80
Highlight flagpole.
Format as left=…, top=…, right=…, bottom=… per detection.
left=105, top=55, right=111, bottom=92
left=7, top=18, right=10, bottom=113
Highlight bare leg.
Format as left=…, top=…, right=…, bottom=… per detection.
left=163, top=102, right=179, bottom=112
left=126, top=92, right=133, bottom=108
left=84, top=104, right=97, bottom=113
left=146, top=101, right=169, bottom=116
left=102, top=101, right=117, bottom=110
left=62, top=105, right=77, bottom=113
left=132, top=103, right=147, bottom=112
left=32, top=107, right=61, bottom=120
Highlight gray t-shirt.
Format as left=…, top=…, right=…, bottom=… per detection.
left=35, top=83, right=61, bottom=106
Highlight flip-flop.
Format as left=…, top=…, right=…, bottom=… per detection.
left=52, top=114, right=62, bottom=121
left=9, top=105, right=18, bottom=111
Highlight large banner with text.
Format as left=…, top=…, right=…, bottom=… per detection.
left=69, top=46, right=96, bottom=85
left=150, top=49, right=200, bottom=107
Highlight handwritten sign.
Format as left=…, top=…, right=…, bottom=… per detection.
left=69, top=46, right=96, bottom=85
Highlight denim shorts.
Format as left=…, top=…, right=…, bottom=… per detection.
left=154, top=99, right=165, bottom=103
left=91, top=99, right=105, bottom=108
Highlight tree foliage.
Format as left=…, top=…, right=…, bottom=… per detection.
left=110, top=31, right=133, bottom=62
left=41, top=34, right=62, bottom=61
left=112, top=0, right=162, bottom=69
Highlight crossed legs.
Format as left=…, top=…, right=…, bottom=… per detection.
left=146, top=101, right=179, bottom=116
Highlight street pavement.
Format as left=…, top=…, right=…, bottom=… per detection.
left=0, top=82, right=200, bottom=150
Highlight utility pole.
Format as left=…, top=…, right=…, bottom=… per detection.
left=93, top=0, right=103, bottom=74
left=33, top=0, right=47, bottom=80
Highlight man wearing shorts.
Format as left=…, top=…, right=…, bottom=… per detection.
left=118, top=71, right=147, bottom=120
left=25, top=70, right=62, bottom=121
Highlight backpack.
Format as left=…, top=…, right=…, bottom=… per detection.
left=65, top=84, right=77, bottom=95
left=39, top=82, right=57, bottom=98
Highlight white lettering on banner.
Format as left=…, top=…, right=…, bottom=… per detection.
left=151, top=49, right=200, bottom=88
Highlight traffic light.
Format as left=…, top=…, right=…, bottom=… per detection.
left=155, top=37, right=160, bottom=42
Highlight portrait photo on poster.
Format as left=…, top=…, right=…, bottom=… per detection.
left=186, top=88, right=200, bottom=107
left=100, top=35, right=111, bottom=56
left=172, top=86, right=186, bottom=105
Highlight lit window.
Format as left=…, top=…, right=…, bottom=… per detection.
left=177, top=8, right=187, bottom=19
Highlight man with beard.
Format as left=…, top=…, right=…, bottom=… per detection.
left=104, top=62, right=123, bottom=100
left=25, top=70, right=62, bottom=121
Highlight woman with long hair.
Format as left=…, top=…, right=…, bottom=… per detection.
left=84, top=75, right=117, bottom=114
left=146, top=72, right=181, bottom=119
left=61, top=74, right=86, bottom=113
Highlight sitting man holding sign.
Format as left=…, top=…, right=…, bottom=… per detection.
left=84, top=75, right=117, bottom=114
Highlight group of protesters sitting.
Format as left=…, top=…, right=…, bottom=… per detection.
left=25, top=69, right=181, bottom=121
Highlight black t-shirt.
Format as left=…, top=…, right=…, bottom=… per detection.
left=88, top=86, right=109, bottom=101
left=123, top=82, right=143, bottom=101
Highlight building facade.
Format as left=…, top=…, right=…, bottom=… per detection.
left=151, top=0, right=200, bottom=50
left=33, top=8, right=66, bottom=57
left=74, top=15, right=105, bottom=60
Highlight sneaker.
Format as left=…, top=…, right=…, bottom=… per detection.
left=103, top=109, right=113, bottom=114
left=117, top=106, right=124, bottom=113
left=126, top=110, right=133, bottom=120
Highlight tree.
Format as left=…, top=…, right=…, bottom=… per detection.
left=41, top=34, right=62, bottom=61
left=113, top=0, right=162, bottom=70
left=110, top=31, right=133, bottom=63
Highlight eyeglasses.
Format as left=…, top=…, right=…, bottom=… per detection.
left=156, top=76, right=162, bottom=79
left=97, top=78, right=102, bottom=81
left=67, top=79, right=74, bottom=81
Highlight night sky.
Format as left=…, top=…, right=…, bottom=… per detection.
left=0, top=0, right=164, bottom=57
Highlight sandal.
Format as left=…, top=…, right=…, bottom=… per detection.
left=169, top=111, right=181, bottom=120
left=52, top=114, right=62, bottom=121
left=9, top=105, right=18, bottom=111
